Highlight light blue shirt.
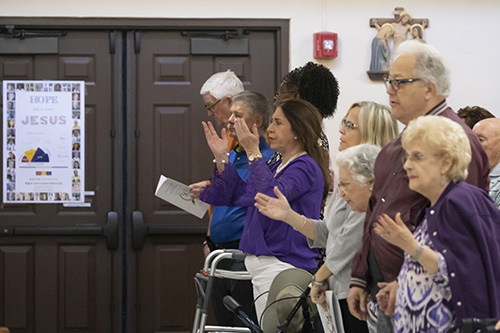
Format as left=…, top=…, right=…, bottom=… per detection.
left=489, top=162, right=500, bottom=209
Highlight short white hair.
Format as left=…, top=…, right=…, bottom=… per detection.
left=336, top=144, right=381, bottom=184
left=200, top=70, right=244, bottom=99
left=394, top=40, right=451, bottom=98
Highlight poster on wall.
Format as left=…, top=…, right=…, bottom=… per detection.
left=3, top=80, right=85, bottom=203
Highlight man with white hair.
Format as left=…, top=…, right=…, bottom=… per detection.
left=347, top=40, right=489, bottom=333
left=473, top=117, right=500, bottom=207
left=200, top=70, right=244, bottom=130
left=191, top=73, right=265, bottom=327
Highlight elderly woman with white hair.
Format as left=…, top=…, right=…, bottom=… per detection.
left=374, top=116, right=500, bottom=333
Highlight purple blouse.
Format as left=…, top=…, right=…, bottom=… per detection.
left=200, top=154, right=323, bottom=271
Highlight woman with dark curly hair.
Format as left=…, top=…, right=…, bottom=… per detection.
left=273, top=62, right=339, bottom=154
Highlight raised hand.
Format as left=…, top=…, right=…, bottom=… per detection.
left=202, top=121, right=227, bottom=161
left=254, top=186, right=291, bottom=222
left=234, top=118, right=259, bottom=153
left=373, top=212, right=414, bottom=250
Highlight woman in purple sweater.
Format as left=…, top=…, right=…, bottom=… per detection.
left=200, top=99, right=331, bottom=320
left=374, top=116, right=500, bottom=333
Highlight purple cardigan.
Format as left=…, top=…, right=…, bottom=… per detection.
left=419, top=181, right=500, bottom=319
left=200, top=155, right=323, bottom=271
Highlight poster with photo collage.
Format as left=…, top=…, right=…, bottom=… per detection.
left=3, top=81, right=85, bottom=203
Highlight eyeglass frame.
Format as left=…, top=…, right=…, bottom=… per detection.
left=205, top=98, right=222, bottom=111
left=383, top=77, right=422, bottom=91
left=401, top=151, right=442, bottom=165
left=340, top=118, right=359, bottom=130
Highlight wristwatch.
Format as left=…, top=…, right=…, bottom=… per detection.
left=248, top=153, right=262, bottom=162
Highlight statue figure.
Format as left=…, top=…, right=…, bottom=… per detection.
left=392, top=11, right=412, bottom=49
left=410, top=23, right=427, bottom=43
left=370, top=20, right=395, bottom=71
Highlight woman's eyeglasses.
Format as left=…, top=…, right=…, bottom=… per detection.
left=340, top=118, right=358, bottom=130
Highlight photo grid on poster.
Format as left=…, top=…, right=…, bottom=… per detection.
left=3, top=81, right=85, bottom=203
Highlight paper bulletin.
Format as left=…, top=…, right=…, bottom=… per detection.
left=3, top=81, right=85, bottom=203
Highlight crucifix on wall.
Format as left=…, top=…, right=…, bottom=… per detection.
left=367, top=7, right=429, bottom=81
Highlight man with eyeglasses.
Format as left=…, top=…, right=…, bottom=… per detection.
left=348, top=40, right=489, bottom=333
left=191, top=71, right=262, bottom=327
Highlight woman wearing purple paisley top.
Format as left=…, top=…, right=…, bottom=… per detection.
left=373, top=116, right=500, bottom=333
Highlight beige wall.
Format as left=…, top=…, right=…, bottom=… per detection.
left=2, top=0, right=499, bottom=155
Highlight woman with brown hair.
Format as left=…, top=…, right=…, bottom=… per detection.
left=200, top=98, right=331, bottom=321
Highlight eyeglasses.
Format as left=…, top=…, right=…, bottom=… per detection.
left=340, top=118, right=358, bottom=130
left=383, top=77, right=421, bottom=91
left=205, top=99, right=222, bottom=111
left=401, top=152, right=440, bottom=165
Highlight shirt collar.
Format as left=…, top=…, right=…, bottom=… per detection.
left=425, top=99, right=447, bottom=116
left=491, top=162, right=500, bottom=177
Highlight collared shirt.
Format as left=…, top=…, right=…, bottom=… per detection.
left=350, top=100, right=490, bottom=290
left=209, top=136, right=273, bottom=244
left=489, top=162, right=500, bottom=208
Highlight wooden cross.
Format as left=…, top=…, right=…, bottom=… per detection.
left=370, top=7, right=429, bottom=30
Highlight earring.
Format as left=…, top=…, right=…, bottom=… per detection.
left=369, top=186, right=373, bottom=191
left=294, top=136, right=298, bottom=140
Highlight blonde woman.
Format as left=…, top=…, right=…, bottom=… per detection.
left=374, top=116, right=500, bottom=332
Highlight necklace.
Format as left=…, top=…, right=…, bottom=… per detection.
left=275, top=151, right=307, bottom=175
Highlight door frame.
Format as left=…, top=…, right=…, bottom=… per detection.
left=0, top=17, right=289, bottom=333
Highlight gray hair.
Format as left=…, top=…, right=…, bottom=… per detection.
left=395, top=40, right=451, bottom=98
left=200, top=70, right=244, bottom=99
left=232, top=91, right=272, bottom=134
left=336, top=144, right=381, bottom=184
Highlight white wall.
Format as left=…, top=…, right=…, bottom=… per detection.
left=2, top=0, right=499, bottom=157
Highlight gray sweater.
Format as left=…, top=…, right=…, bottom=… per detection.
left=308, top=190, right=365, bottom=300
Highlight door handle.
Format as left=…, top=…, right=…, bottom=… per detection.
left=132, top=210, right=206, bottom=250
left=0, top=211, right=119, bottom=250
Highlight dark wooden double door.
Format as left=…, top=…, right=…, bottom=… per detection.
left=0, top=18, right=288, bottom=332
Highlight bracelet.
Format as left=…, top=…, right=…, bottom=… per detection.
left=310, top=276, right=327, bottom=288
left=213, top=153, right=230, bottom=164
left=411, top=244, right=424, bottom=261
left=293, top=215, right=307, bottom=231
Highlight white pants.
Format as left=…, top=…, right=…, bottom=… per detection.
left=244, top=255, right=295, bottom=324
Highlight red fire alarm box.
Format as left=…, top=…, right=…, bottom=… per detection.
left=313, top=31, right=338, bottom=59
